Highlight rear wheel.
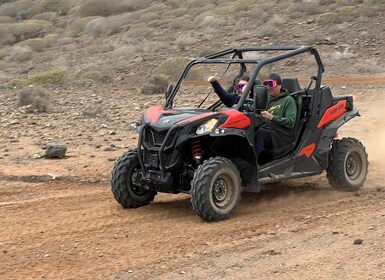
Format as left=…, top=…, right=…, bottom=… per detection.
left=191, top=157, right=241, bottom=222
left=111, top=150, right=156, bottom=208
left=327, top=137, right=368, bottom=191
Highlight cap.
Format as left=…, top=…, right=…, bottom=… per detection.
left=266, top=73, right=282, bottom=85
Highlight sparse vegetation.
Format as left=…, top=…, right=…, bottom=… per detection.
left=141, top=74, right=169, bottom=95
left=18, top=85, right=50, bottom=113
left=27, top=69, right=70, bottom=86
left=12, top=19, right=51, bottom=41
left=0, top=0, right=383, bottom=88
left=18, top=38, right=47, bottom=52
left=153, top=57, right=198, bottom=81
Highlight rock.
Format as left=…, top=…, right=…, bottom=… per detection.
left=44, top=143, right=67, bottom=159
left=104, top=146, right=117, bottom=151
left=354, top=239, right=363, bottom=245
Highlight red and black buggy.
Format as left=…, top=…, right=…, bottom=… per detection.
left=111, top=46, right=368, bottom=221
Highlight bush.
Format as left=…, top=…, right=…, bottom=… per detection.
left=78, top=0, right=151, bottom=17
left=5, top=79, right=26, bottom=89
left=84, top=16, right=129, bottom=38
left=0, top=0, right=35, bottom=19
left=0, top=16, right=16, bottom=23
left=7, top=46, right=34, bottom=62
left=31, top=12, right=57, bottom=23
left=0, top=23, right=16, bottom=45
left=141, top=74, right=169, bottom=95
left=27, top=0, right=71, bottom=17
left=316, top=12, right=338, bottom=25
left=63, top=16, right=100, bottom=37
left=18, top=38, right=47, bottom=52
left=153, top=57, right=200, bottom=81
left=78, top=69, right=103, bottom=81
left=12, top=20, right=52, bottom=41
left=27, top=69, right=70, bottom=85
left=18, top=85, right=50, bottom=113
left=364, top=0, right=385, bottom=4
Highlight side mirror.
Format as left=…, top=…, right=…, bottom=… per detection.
left=254, top=85, right=268, bottom=111
left=165, top=84, right=173, bottom=100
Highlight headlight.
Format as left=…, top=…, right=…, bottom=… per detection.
left=196, top=119, right=218, bottom=135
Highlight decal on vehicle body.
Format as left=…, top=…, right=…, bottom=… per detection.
left=317, top=100, right=347, bottom=128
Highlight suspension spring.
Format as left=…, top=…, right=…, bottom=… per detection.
left=191, top=140, right=203, bottom=164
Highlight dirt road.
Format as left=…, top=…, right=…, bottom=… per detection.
left=1, top=78, right=385, bottom=279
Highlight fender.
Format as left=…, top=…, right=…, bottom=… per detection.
left=317, top=109, right=360, bottom=154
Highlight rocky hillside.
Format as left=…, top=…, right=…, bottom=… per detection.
left=0, top=0, right=384, bottom=90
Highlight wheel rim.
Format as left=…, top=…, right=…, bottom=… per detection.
left=212, top=174, right=233, bottom=209
left=130, top=168, right=147, bottom=195
left=346, top=151, right=362, bottom=181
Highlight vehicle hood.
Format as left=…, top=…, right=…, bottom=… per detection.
left=143, top=106, right=218, bottom=126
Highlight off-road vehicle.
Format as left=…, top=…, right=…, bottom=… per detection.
left=111, top=45, right=368, bottom=221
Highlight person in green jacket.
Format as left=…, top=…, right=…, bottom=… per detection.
left=254, top=73, right=297, bottom=160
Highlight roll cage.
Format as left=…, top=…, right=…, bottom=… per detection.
left=164, top=45, right=324, bottom=110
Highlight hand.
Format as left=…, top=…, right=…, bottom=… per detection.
left=261, top=111, right=273, bottom=120
left=207, top=73, right=218, bottom=83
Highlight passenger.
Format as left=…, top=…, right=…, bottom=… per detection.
left=255, top=73, right=297, bottom=160
left=207, top=73, right=250, bottom=107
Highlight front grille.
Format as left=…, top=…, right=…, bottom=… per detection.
left=142, top=127, right=177, bottom=169
left=145, top=129, right=168, bottom=146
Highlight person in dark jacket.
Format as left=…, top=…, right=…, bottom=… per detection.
left=207, top=73, right=249, bottom=107
left=255, top=73, right=297, bottom=160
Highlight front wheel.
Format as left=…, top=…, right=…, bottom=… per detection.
left=326, top=137, right=368, bottom=191
left=191, top=157, right=242, bottom=222
left=110, top=150, right=156, bottom=208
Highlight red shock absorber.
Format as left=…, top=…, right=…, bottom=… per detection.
left=191, top=140, right=203, bottom=164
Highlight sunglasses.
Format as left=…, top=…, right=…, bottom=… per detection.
left=235, top=83, right=246, bottom=91
left=262, top=79, right=278, bottom=88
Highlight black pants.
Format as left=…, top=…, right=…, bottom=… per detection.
left=254, top=128, right=273, bottom=157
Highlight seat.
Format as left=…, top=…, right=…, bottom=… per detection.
left=282, top=78, right=301, bottom=93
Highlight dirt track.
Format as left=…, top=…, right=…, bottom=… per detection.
left=1, top=77, right=385, bottom=279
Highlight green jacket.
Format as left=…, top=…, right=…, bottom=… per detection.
left=263, top=88, right=297, bottom=155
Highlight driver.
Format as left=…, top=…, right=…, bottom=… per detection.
left=207, top=73, right=250, bottom=107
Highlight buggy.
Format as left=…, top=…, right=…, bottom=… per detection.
left=111, top=45, right=368, bottom=221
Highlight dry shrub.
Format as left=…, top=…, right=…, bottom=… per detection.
left=0, top=15, right=16, bottom=23
left=27, top=0, right=71, bottom=17
left=153, top=57, right=191, bottom=81
left=125, top=24, right=154, bottom=39
left=139, top=12, right=161, bottom=22
left=7, top=46, right=34, bottom=62
left=78, top=0, right=151, bottom=17
left=319, top=0, right=337, bottom=3
left=289, top=2, right=324, bottom=15
left=12, top=20, right=52, bottom=41
left=18, top=38, right=47, bottom=52
left=316, top=12, right=338, bottom=25
left=31, top=12, right=57, bottom=23
left=0, top=23, right=16, bottom=45
left=0, top=0, right=35, bottom=19
left=78, top=69, right=102, bottom=81
left=364, top=0, right=385, bottom=4
left=18, top=85, right=50, bottom=113
left=84, top=16, right=130, bottom=38
left=27, top=69, right=70, bottom=86
left=141, top=74, right=169, bottom=95
left=175, top=34, right=199, bottom=48
left=63, top=16, right=100, bottom=37
left=5, top=78, right=26, bottom=89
